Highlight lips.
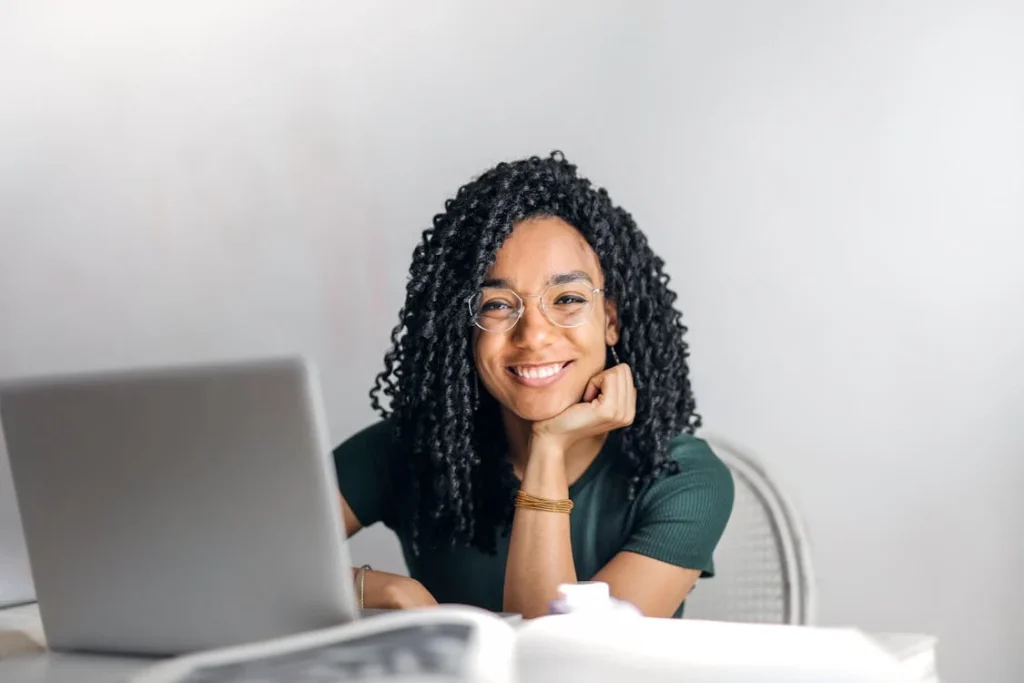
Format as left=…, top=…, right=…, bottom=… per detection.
left=506, top=361, right=573, bottom=387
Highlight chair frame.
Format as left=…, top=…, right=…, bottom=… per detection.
left=702, top=433, right=818, bottom=625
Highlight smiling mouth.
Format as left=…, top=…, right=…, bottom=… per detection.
left=506, top=361, right=572, bottom=387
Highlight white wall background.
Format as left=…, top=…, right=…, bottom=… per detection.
left=2, top=1, right=1022, bottom=679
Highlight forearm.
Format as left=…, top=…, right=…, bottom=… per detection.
left=353, top=567, right=438, bottom=609
left=351, top=567, right=385, bottom=609
left=503, top=444, right=577, bottom=618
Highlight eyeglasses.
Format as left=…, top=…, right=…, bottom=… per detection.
left=467, top=282, right=605, bottom=333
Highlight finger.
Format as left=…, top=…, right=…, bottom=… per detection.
left=609, top=365, right=633, bottom=425
left=596, top=371, right=620, bottom=419
left=624, top=380, right=637, bottom=425
left=620, top=363, right=635, bottom=391
left=582, top=373, right=604, bottom=403
left=584, top=368, right=619, bottom=403
left=614, top=367, right=629, bottom=423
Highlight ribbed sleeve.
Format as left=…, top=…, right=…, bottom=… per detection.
left=621, top=435, right=735, bottom=576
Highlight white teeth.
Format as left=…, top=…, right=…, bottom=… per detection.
left=512, top=363, right=565, bottom=379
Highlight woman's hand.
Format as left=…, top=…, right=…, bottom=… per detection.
left=359, top=569, right=438, bottom=610
left=530, top=363, right=636, bottom=452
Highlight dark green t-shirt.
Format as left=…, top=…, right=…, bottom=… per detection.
left=333, top=420, right=734, bottom=617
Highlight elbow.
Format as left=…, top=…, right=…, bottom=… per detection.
left=503, top=590, right=556, bottom=620
left=513, top=603, right=550, bottom=620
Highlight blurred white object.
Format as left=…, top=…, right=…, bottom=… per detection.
left=1, top=601, right=938, bottom=682
left=515, top=615, right=919, bottom=683
left=130, top=606, right=515, bottom=683
left=684, top=434, right=816, bottom=625
left=870, top=633, right=940, bottom=683
left=549, top=581, right=641, bottom=616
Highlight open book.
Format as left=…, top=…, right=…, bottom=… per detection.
left=129, top=605, right=938, bottom=683
left=130, top=607, right=513, bottom=683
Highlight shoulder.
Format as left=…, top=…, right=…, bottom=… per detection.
left=332, top=418, right=395, bottom=459
left=638, top=433, right=735, bottom=522
left=667, top=433, right=731, bottom=476
left=332, top=418, right=402, bottom=528
left=619, top=433, right=735, bottom=576
left=332, top=417, right=405, bottom=484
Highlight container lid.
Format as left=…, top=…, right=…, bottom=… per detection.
left=556, top=581, right=611, bottom=610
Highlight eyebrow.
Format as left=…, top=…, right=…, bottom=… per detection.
left=481, top=271, right=594, bottom=289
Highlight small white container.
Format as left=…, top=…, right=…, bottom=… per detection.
left=547, top=581, right=642, bottom=617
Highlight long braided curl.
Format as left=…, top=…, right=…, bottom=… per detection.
left=370, top=151, right=700, bottom=555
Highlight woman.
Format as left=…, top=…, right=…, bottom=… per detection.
left=334, top=151, right=734, bottom=619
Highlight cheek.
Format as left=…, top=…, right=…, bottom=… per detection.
left=567, top=327, right=608, bottom=370
left=473, top=336, right=504, bottom=381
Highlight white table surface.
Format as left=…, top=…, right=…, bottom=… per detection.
left=1, top=603, right=155, bottom=682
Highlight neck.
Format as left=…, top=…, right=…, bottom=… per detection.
left=501, top=409, right=608, bottom=484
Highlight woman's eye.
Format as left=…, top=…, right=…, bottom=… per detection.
left=481, top=300, right=512, bottom=312
left=554, top=295, right=587, bottom=305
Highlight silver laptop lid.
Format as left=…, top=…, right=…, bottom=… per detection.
left=0, top=356, right=357, bottom=655
left=0, top=427, right=35, bottom=608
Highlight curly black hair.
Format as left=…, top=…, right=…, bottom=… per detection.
left=369, top=151, right=700, bottom=555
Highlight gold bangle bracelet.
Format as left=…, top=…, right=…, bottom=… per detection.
left=515, top=489, right=574, bottom=514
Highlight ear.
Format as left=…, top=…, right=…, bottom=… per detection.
left=603, top=298, right=620, bottom=347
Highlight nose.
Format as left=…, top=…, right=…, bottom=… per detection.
left=510, top=295, right=554, bottom=348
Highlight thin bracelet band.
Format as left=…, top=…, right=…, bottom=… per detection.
left=357, top=564, right=372, bottom=609
left=515, top=489, right=574, bottom=514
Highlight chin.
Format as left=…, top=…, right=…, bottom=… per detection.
left=514, top=408, right=562, bottom=423
left=509, top=395, right=578, bottom=423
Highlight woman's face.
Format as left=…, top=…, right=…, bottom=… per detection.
left=473, top=216, right=619, bottom=422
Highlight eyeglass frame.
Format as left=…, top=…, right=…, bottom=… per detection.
left=466, top=283, right=607, bottom=333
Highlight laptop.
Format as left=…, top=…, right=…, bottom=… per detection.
left=0, top=357, right=360, bottom=655
left=0, top=428, right=35, bottom=609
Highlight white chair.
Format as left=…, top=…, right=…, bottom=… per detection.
left=683, top=434, right=816, bottom=625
